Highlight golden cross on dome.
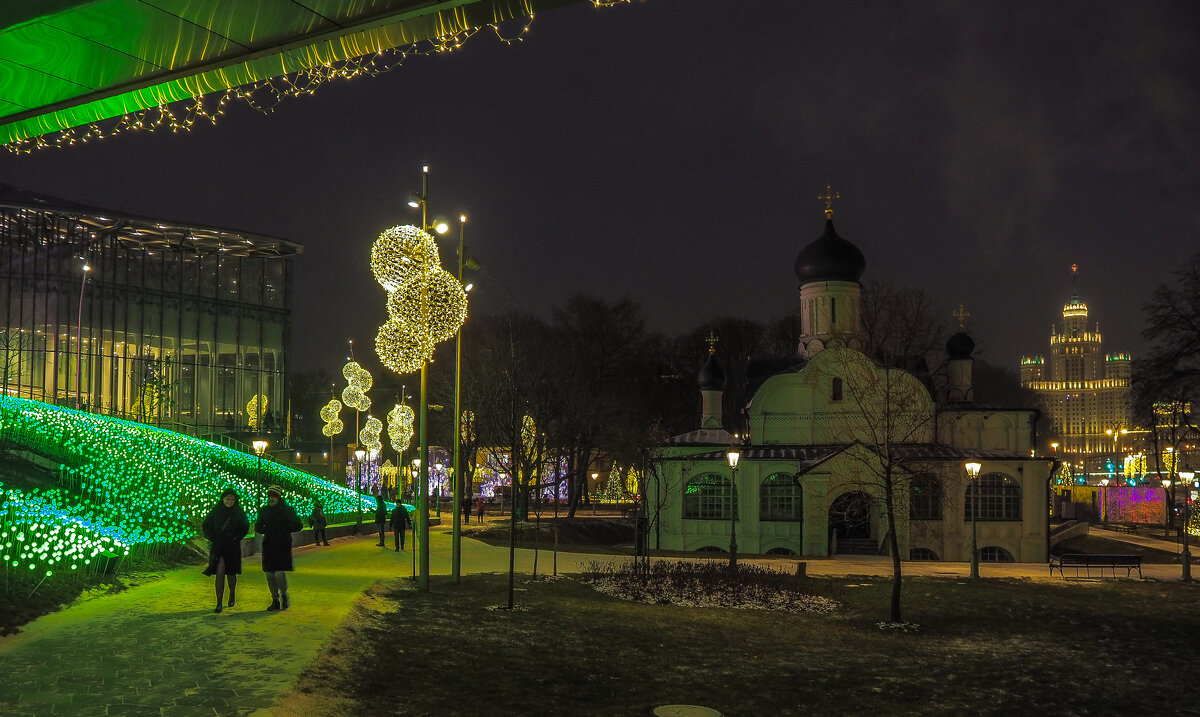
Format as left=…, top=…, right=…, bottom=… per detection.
left=705, top=330, right=718, bottom=355
left=952, top=303, right=970, bottom=330
left=818, top=184, right=840, bottom=219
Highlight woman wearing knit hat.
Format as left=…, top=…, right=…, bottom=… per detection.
left=255, top=486, right=303, bottom=611
left=201, top=488, right=249, bottom=613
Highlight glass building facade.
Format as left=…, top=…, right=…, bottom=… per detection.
left=0, top=184, right=299, bottom=438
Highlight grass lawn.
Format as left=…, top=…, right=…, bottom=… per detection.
left=278, top=566, right=1200, bottom=716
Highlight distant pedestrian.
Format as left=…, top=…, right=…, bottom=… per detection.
left=310, top=501, right=330, bottom=546
left=390, top=502, right=412, bottom=550
left=374, top=496, right=388, bottom=547
left=477, top=496, right=485, bottom=524
left=462, top=495, right=473, bottom=525
left=202, top=488, right=249, bottom=613
left=256, top=486, right=302, bottom=611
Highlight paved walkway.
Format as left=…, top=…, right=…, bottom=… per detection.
left=0, top=521, right=1193, bottom=715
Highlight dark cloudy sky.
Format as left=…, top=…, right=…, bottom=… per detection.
left=2, top=0, right=1198, bottom=373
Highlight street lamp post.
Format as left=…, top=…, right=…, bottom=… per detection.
left=966, top=462, right=982, bottom=579
left=451, top=213, right=474, bottom=584
left=75, top=262, right=91, bottom=410
left=355, top=448, right=366, bottom=531
left=1162, top=477, right=1173, bottom=538
left=406, top=165, right=451, bottom=593
left=726, top=446, right=740, bottom=573
left=253, top=440, right=269, bottom=484
left=1099, top=478, right=1110, bottom=527
left=1180, top=470, right=1194, bottom=583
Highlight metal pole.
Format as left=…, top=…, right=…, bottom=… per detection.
left=417, top=165, right=431, bottom=593
left=1183, top=485, right=1192, bottom=583
left=75, top=264, right=89, bottom=410
left=451, top=217, right=465, bottom=583
left=969, top=474, right=980, bottom=579
left=729, top=467, right=738, bottom=572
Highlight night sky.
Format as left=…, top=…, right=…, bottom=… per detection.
left=2, top=0, right=1197, bottom=374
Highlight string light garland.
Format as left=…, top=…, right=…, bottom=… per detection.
left=3, top=18, right=539, bottom=154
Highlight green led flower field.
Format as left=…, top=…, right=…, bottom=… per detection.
left=1, top=395, right=376, bottom=581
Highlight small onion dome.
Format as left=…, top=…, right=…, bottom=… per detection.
left=698, top=353, right=726, bottom=390
left=794, top=219, right=866, bottom=285
left=946, top=331, right=975, bottom=359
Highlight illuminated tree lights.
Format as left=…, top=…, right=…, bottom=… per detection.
left=376, top=319, right=434, bottom=375
left=0, top=395, right=380, bottom=582
left=360, top=415, right=384, bottom=453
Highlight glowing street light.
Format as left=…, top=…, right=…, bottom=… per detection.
left=1099, top=477, right=1110, bottom=526
left=75, top=261, right=91, bottom=410
left=1180, top=470, right=1194, bottom=583
left=726, top=445, right=740, bottom=573
left=253, top=439, right=268, bottom=485
left=966, top=462, right=982, bottom=579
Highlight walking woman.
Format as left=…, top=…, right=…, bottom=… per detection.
left=256, top=486, right=303, bottom=611
left=310, top=500, right=330, bottom=546
left=202, top=488, right=250, bottom=613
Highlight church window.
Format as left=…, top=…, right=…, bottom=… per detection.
left=760, top=472, right=802, bottom=521
left=909, top=547, right=939, bottom=560
left=683, top=473, right=734, bottom=520
left=964, top=472, right=1021, bottom=521
left=909, top=473, right=942, bottom=520
left=832, top=377, right=843, bottom=401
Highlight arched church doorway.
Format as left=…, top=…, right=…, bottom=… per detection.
left=828, top=491, right=874, bottom=554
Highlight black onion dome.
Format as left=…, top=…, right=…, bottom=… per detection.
left=794, top=219, right=866, bottom=285
left=946, top=331, right=975, bottom=359
left=698, top=353, right=726, bottom=390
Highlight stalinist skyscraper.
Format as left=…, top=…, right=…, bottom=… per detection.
left=1020, top=265, right=1132, bottom=455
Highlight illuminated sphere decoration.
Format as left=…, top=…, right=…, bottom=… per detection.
left=321, top=418, right=344, bottom=437
left=361, top=416, right=384, bottom=452
left=341, top=385, right=371, bottom=413
left=319, top=399, right=342, bottom=424
left=371, top=225, right=439, bottom=291
left=386, top=268, right=468, bottom=343
left=388, top=403, right=415, bottom=453
left=375, top=318, right=434, bottom=375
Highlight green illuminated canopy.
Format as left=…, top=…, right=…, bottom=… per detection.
left=0, top=0, right=580, bottom=145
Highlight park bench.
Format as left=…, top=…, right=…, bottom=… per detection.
left=1110, top=523, right=1138, bottom=535
left=1050, top=553, right=1143, bottom=579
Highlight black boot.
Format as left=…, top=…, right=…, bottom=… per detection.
left=280, top=592, right=290, bottom=610
left=267, top=598, right=281, bottom=611
left=214, top=603, right=223, bottom=614
left=228, top=586, right=236, bottom=607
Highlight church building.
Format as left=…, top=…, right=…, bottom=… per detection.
left=649, top=200, right=1055, bottom=563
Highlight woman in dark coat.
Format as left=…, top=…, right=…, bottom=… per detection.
left=310, top=501, right=329, bottom=546
left=202, top=488, right=250, bottom=613
left=255, top=485, right=303, bottom=611
left=374, top=496, right=388, bottom=547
